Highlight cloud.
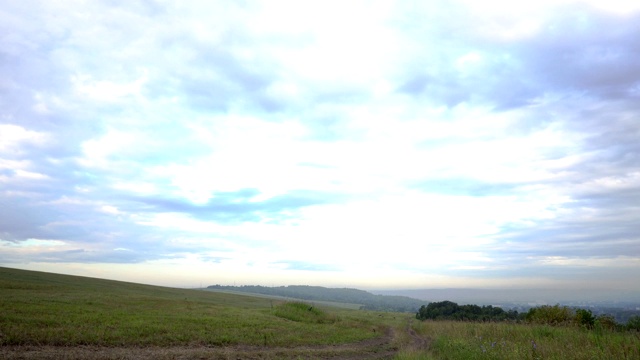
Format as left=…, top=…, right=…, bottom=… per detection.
left=0, top=0, right=638, bottom=293
left=397, top=4, right=640, bottom=109
left=127, top=189, right=341, bottom=223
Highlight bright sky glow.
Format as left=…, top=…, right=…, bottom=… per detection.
left=1, top=0, right=639, bottom=293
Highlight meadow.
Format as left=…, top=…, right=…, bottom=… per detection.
left=1, top=266, right=638, bottom=359
left=0, top=267, right=406, bottom=359
left=398, top=319, right=640, bottom=360
left=0, top=267, right=394, bottom=347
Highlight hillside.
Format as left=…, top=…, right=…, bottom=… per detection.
left=0, top=267, right=402, bottom=352
left=207, top=284, right=425, bottom=312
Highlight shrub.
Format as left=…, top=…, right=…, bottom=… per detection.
left=595, top=315, right=618, bottom=331
left=574, top=308, right=595, bottom=329
left=627, top=316, right=640, bottom=331
left=526, top=305, right=574, bottom=325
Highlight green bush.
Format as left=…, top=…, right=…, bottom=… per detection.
left=627, top=316, right=640, bottom=331
left=595, top=314, right=618, bottom=331
left=526, top=305, right=574, bottom=325
left=574, top=308, right=595, bottom=329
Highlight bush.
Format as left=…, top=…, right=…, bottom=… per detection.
left=596, top=315, right=618, bottom=331
left=627, top=316, right=640, bottom=331
left=526, top=305, right=574, bottom=325
left=574, top=308, right=596, bottom=329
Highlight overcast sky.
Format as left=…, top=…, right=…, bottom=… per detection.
left=1, top=0, right=639, bottom=292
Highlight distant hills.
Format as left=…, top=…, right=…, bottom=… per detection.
left=371, top=288, right=640, bottom=307
left=207, top=284, right=425, bottom=312
left=205, top=285, right=640, bottom=323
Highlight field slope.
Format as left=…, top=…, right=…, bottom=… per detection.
left=0, top=267, right=408, bottom=359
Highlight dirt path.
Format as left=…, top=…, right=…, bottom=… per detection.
left=1, top=322, right=431, bottom=359
left=405, top=320, right=431, bottom=351
left=0, top=328, right=397, bottom=360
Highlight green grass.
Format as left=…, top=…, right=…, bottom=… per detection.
left=409, top=320, right=640, bottom=360
left=273, top=301, right=339, bottom=324
left=0, top=267, right=379, bottom=347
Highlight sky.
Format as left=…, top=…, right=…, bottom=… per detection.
left=1, top=0, right=639, bottom=293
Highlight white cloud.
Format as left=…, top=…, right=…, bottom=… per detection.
left=72, top=71, right=148, bottom=102
left=78, top=130, right=139, bottom=168
left=583, top=0, right=640, bottom=14
left=0, top=124, right=49, bottom=154
left=537, top=255, right=640, bottom=268
left=1, top=238, right=66, bottom=248
left=99, top=205, right=122, bottom=216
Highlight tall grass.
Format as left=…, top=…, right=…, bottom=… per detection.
left=410, top=320, right=640, bottom=360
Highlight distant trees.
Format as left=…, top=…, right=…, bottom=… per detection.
left=415, top=300, right=520, bottom=321
left=416, top=301, right=640, bottom=332
left=525, top=305, right=621, bottom=330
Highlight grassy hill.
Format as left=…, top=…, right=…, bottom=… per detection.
left=0, top=267, right=392, bottom=348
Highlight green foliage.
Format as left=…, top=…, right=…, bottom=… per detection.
left=416, top=301, right=520, bottom=322
left=574, top=308, right=596, bottom=329
left=627, top=315, right=640, bottom=331
left=525, top=304, right=573, bottom=325
left=595, top=314, right=619, bottom=331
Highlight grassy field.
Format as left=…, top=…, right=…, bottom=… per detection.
left=396, top=319, right=640, bottom=360
left=2, top=266, right=638, bottom=359
left=0, top=267, right=390, bottom=348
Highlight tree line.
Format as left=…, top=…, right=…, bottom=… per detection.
left=416, top=301, right=640, bottom=331
left=416, top=300, right=520, bottom=322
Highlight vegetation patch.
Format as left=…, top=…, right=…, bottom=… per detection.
left=412, top=320, right=640, bottom=360
left=273, top=301, right=338, bottom=324
left=416, top=301, right=519, bottom=322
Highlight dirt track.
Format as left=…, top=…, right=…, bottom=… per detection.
left=1, top=322, right=431, bottom=359
left=405, top=320, right=431, bottom=351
